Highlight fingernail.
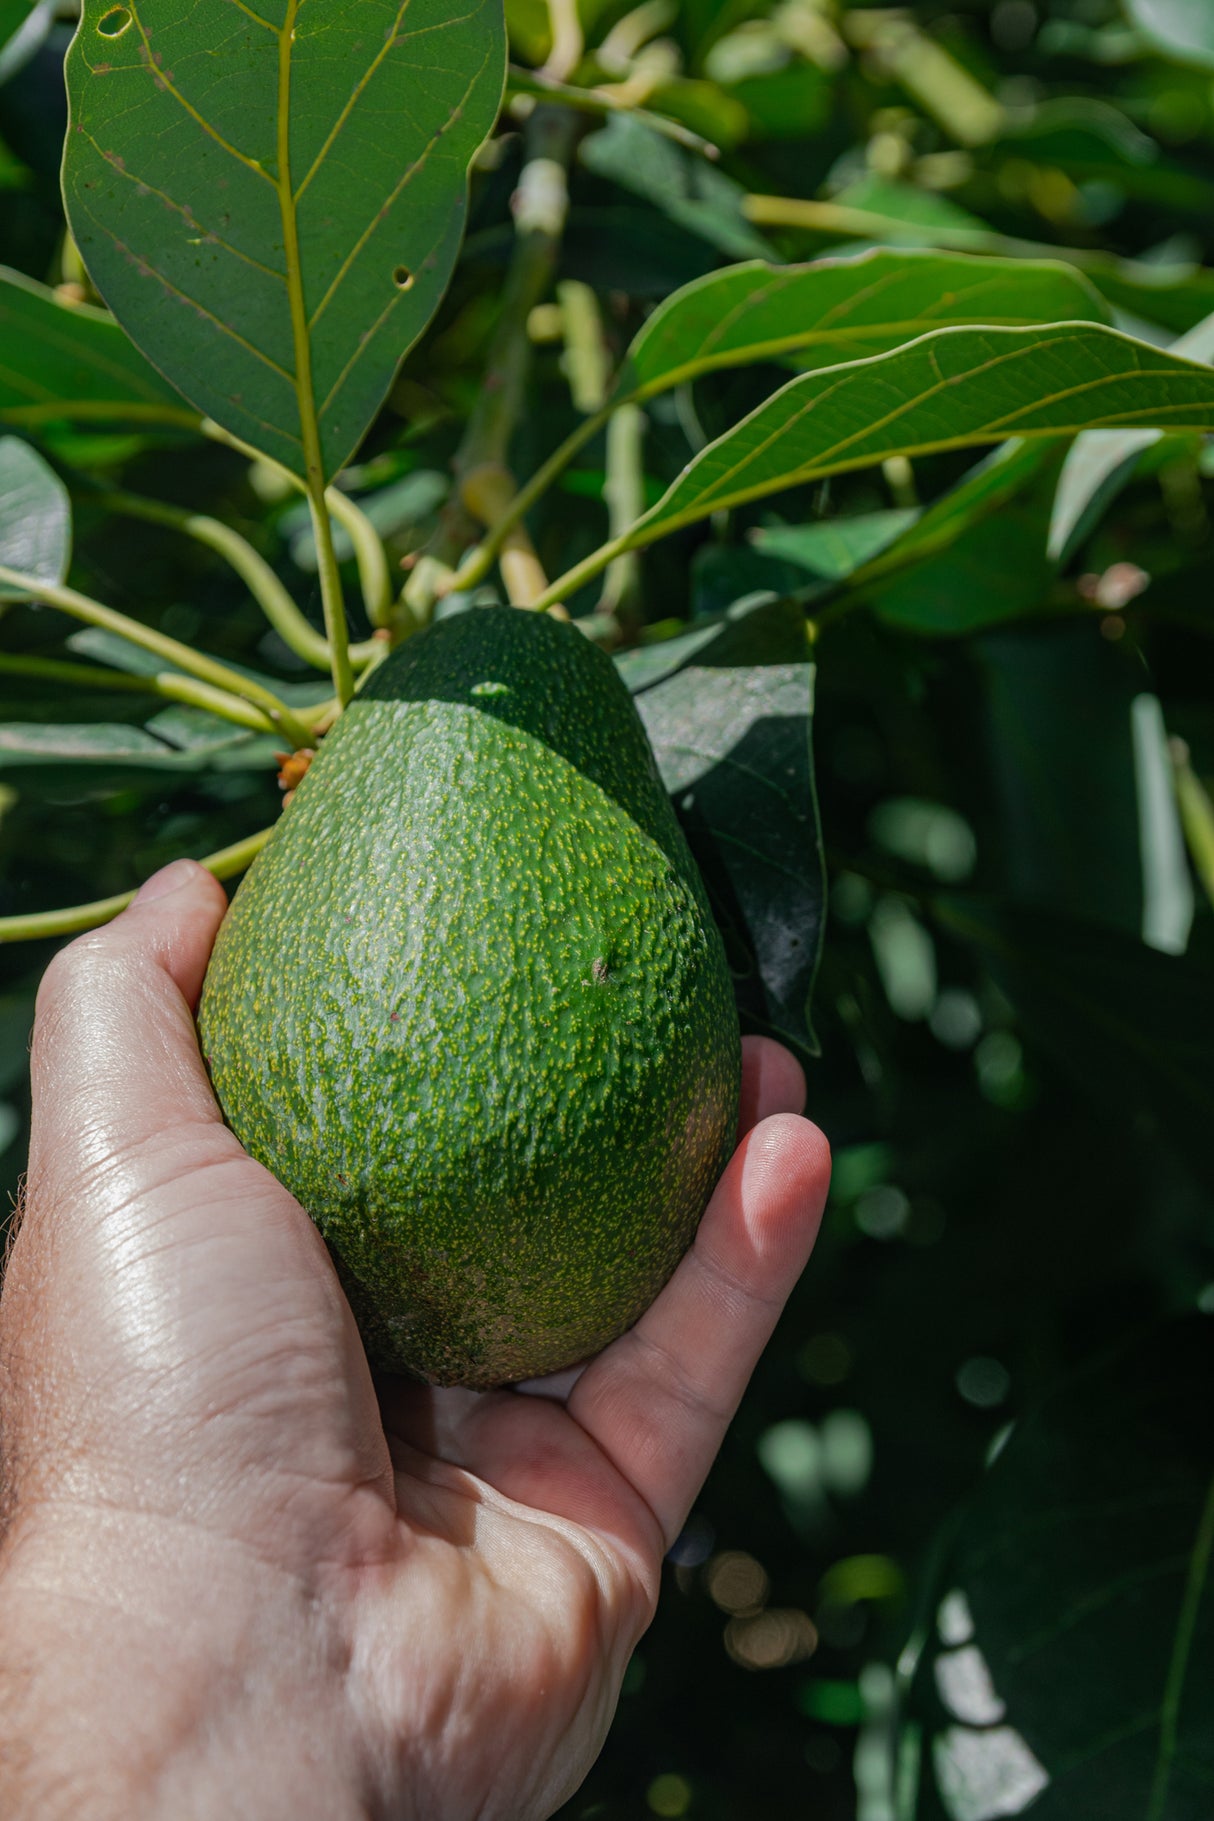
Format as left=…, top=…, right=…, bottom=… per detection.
left=133, top=858, right=198, bottom=905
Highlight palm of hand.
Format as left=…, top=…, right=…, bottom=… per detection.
left=3, top=864, right=828, bottom=1821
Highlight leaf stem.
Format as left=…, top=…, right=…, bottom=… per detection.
left=529, top=529, right=633, bottom=612
left=0, top=827, right=274, bottom=944
left=324, top=487, right=394, bottom=629
left=100, top=490, right=333, bottom=671
left=446, top=406, right=609, bottom=593
left=307, top=483, right=354, bottom=705
left=0, top=652, right=282, bottom=734
left=198, top=419, right=387, bottom=657
left=505, top=66, right=720, bottom=159
left=0, top=564, right=315, bottom=748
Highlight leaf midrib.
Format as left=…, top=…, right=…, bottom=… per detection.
left=275, top=0, right=323, bottom=494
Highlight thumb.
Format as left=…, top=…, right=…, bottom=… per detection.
left=27, top=859, right=233, bottom=1196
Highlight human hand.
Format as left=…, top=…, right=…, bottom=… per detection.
left=0, top=860, right=830, bottom=1821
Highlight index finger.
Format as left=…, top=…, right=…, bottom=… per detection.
left=567, top=1111, right=830, bottom=1549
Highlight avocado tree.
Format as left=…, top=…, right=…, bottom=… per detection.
left=0, top=0, right=1212, bottom=1815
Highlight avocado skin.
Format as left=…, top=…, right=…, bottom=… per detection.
left=198, top=608, right=740, bottom=1388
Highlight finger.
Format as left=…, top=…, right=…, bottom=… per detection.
left=738, top=1034, right=806, bottom=1134
left=27, top=859, right=233, bottom=1197
left=568, top=1113, right=830, bottom=1548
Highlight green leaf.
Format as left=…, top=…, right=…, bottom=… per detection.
left=861, top=440, right=1055, bottom=590
left=1126, top=0, right=1214, bottom=68
left=0, top=717, right=280, bottom=773
left=907, top=1317, right=1214, bottom=1821
left=579, top=114, right=774, bottom=261
left=0, top=437, right=71, bottom=602
left=866, top=447, right=1066, bottom=635
left=935, top=897, right=1214, bottom=1196
left=622, top=250, right=1109, bottom=400
left=1049, top=307, right=1214, bottom=563
left=622, top=596, right=825, bottom=1054
left=0, top=265, right=193, bottom=430
left=751, top=508, right=920, bottom=580
left=63, top=0, right=506, bottom=483
left=609, top=325, right=1214, bottom=559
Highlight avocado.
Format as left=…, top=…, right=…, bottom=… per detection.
left=198, top=607, right=741, bottom=1387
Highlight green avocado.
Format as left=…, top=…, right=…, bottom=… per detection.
left=197, top=606, right=741, bottom=1387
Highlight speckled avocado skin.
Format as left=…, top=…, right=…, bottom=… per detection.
left=198, top=607, right=741, bottom=1388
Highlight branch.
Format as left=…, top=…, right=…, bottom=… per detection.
left=407, top=104, right=581, bottom=620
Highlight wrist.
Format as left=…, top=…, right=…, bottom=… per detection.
left=0, top=1502, right=375, bottom=1821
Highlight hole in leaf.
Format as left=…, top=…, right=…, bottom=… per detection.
left=97, top=5, right=132, bottom=35
left=392, top=265, right=415, bottom=292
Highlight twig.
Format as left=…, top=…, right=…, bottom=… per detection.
left=199, top=419, right=393, bottom=647
left=0, top=827, right=274, bottom=944
left=100, top=490, right=335, bottom=671
left=0, top=564, right=315, bottom=749
left=0, top=651, right=286, bottom=735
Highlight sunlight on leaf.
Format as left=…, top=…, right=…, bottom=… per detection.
left=63, top=0, right=506, bottom=481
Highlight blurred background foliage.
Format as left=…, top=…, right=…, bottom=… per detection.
left=1, top=0, right=1213, bottom=1816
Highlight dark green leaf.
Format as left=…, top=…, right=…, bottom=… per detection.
left=0, top=436, right=70, bottom=601
left=859, top=440, right=1056, bottom=594
left=623, top=251, right=1109, bottom=401
left=935, top=897, right=1214, bottom=1194
left=624, top=596, right=824, bottom=1053
left=63, top=0, right=506, bottom=481
left=0, top=265, right=192, bottom=431
left=752, top=509, right=920, bottom=580
left=866, top=447, right=1066, bottom=634
left=579, top=114, right=773, bottom=261
left=611, top=325, right=1214, bottom=557
left=907, top=1317, right=1214, bottom=1821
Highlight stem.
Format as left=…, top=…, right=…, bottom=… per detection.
left=0, top=652, right=282, bottom=734
left=505, top=66, right=720, bottom=159
left=557, top=279, right=611, bottom=413
left=324, top=487, right=394, bottom=629
left=198, top=421, right=390, bottom=652
left=1172, top=739, right=1214, bottom=908
left=460, top=466, right=558, bottom=611
left=460, top=107, right=579, bottom=482
left=446, top=406, right=609, bottom=594
left=0, top=564, right=315, bottom=749
left=101, top=490, right=332, bottom=671
left=597, top=402, right=646, bottom=627
left=307, top=482, right=354, bottom=706
left=540, top=0, right=582, bottom=82
left=411, top=106, right=580, bottom=620
left=529, top=528, right=634, bottom=613
left=0, top=827, right=274, bottom=944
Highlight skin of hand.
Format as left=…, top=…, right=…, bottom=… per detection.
left=0, top=859, right=830, bottom=1821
